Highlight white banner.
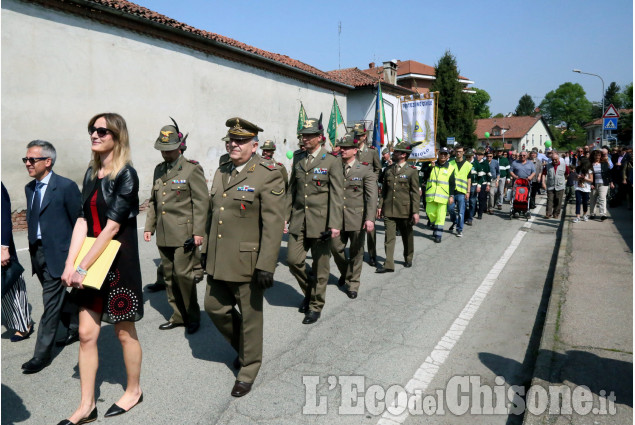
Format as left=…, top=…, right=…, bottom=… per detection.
left=401, top=93, right=436, bottom=160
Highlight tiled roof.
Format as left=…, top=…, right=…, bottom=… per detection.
left=474, top=116, right=544, bottom=139
left=326, top=67, right=415, bottom=95
left=361, top=59, right=471, bottom=81
left=584, top=109, right=633, bottom=127
left=327, top=67, right=378, bottom=87
left=84, top=0, right=340, bottom=83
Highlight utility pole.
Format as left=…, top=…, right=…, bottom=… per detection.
left=573, top=69, right=605, bottom=146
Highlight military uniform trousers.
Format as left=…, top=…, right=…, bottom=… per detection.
left=382, top=217, right=414, bottom=270
left=204, top=277, right=263, bottom=383
left=287, top=231, right=331, bottom=313
left=156, top=250, right=204, bottom=286
left=331, top=230, right=365, bottom=292
left=158, top=245, right=200, bottom=324
left=477, top=184, right=488, bottom=217
left=366, top=228, right=377, bottom=262
left=426, top=201, right=448, bottom=239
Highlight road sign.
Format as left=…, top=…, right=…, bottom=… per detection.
left=603, top=104, right=620, bottom=118
left=603, top=117, right=618, bottom=130
left=447, top=137, right=455, bottom=145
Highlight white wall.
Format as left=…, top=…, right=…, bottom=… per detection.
left=520, top=120, right=551, bottom=152
left=1, top=0, right=346, bottom=210
left=345, top=87, right=403, bottom=144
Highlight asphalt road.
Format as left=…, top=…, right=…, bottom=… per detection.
left=2, top=196, right=559, bottom=425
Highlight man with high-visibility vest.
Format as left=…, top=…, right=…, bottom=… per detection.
left=425, top=147, right=456, bottom=243
left=448, top=145, right=472, bottom=237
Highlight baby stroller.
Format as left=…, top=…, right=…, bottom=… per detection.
left=510, top=178, right=531, bottom=220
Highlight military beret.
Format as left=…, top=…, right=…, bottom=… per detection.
left=298, top=116, right=324, bottom=135
left=261, top=140, right=276, bottom=151
left=226, top=117, right=263, bottom=140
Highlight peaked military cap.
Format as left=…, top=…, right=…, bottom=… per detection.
left=222, top=136, right=230, bottom=142
left=352, top=123, right=370, bottom=136
left=226, top=117, right=263, bottom=140
left=155, top=117, right=188, bottom=151
left=261, top=140, right=276, bottom=151
left=298, top=115, right=324, bottom=135
left=393, top=139, right=422, bottom=153
left=337, top=132, right=359, bottom=148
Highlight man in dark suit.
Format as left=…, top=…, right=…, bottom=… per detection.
left=23, top=140, right=82, bottom=373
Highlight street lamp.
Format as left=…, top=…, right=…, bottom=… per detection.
left=573, top=69, right=605, bottom=147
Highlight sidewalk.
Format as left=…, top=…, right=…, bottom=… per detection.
left=523, top=201, right=633, bottom=424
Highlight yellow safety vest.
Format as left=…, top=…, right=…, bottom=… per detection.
left=425, top=163, right=455, bottom=204
left=450, top=160, right=473, bottom=194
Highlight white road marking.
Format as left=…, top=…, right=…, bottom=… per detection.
left=377, top=203, right=543, bottom=424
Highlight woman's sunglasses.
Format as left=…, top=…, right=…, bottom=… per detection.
left=88, top=126, right=111, bottom=137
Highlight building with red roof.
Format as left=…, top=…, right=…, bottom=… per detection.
left=474, top=116, right=554, bottom=152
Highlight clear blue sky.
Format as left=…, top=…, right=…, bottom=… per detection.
left=133, top=0, right=633, bottom=115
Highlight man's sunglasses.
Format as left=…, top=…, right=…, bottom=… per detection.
left=22, top=157, right=49, bottom=164
left=88, top=126, right=112, bottom=137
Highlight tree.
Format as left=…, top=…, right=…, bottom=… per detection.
left=617, top=111, right=633, bottom=145
left=431, top=50, right=476, bottom=147
left=470, top=87, right=491, bottom=119
left=514, top=94, right=535, bottom=116
left=622, top=83, right=633, bottom=109
left=539, top=82, right=592, bottom=130
left=493, top=113, right=504, bottom=118
left=604, top=82, right=622, bottom=110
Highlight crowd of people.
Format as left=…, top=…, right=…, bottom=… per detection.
left=1, top=112, right=632, bottom=424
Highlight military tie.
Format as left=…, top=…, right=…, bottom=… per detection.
left=28, top=181, right=43, bottom=244
left=345, top=165, right=351, bottom=176
left=228, top=167, right=238, bottom=183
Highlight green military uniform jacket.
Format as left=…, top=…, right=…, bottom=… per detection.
left=262, top=157, right=289, bottom=190
left=287, top=146, right=344, bottom=238
left=378, top=162, right=420, bottom=218
left=204, top=154, right=285, bottom=282
left=357, top=145, right=381, bottom=177
left=219, top=152, right=230, bottom=166
left=473, top=159, right=492, bottom=186
left=498, top=156, right=510, bottom=178
left=145, top=155, right=209, bottom=247
left=341, top=159, right=378, bottom=232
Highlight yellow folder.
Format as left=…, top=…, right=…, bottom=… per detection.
left=73, top=237, right=121, bottom=290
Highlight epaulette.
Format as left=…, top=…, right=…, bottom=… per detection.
left=261, top=162, right=277, bottom=171
left=277, top=162, right=284, bottom=167
left=187, top=159, right=199, bottom=165
left=361, top=162, right=370, bottom=166
left=369, top=145, right=376, bottom=150
left=410, top=165, right=417, bottom=169
left=329, top=151, right=339, bottom=157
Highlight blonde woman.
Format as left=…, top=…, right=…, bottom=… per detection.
left=59, top=113, right=143, bottom=425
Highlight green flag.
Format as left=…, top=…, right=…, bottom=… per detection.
left=297, top=103, right=308, bottom=134
left=327, top=98, right=344, bottom=144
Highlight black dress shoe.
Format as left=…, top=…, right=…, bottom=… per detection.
left=232, top=356, right=241, bottom=370
left=21, top=357, right=51, bottom=374
left=298, top=296, right=310, bottom=313
left=375, top=266, right=394, bottom=273
left=158, top=321, right=184, bottom=330
left=56, top=407, right=97, bottom=425
left=11, top=324, right=34, bottom=342
left=104, top=393, right=143, bottom=417
left=337, top=275, right=346, bottom=287
left=56, top=329, right=79, bottom=347
left=186, top=321, right=200, bottom=334
left=404, top=261, right=412, bottom=268
left=231, top=381, right=253, bottom=397
left=302, top=311, right=321, bottom=324
left=368, top=257, right=376, bottom=267
left=346, top=291, right=358, bottom=299
left=145, top=282, right=166, bottom=292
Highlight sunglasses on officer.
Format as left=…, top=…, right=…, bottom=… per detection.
left=22, top=157, right=49, bottom=164
left=88, top=126, right=112, bottom=137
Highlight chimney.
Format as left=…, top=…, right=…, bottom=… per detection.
left=369, top=62, right=375, bottom=69
left=382, top=60, right=398, bottom=85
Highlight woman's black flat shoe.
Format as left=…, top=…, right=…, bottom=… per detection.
left=104, top=393, right=143, bottom=417
left=56, top=407, right=97, bottom=425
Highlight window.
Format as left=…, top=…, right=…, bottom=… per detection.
left=492, top=126, right=501, bottom=136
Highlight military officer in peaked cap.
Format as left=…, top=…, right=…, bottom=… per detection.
left=219, top=136, right=231, bottom=166
left=376, top=140, right=421, bottom=273
left=144, top=118, right=209, bottom=334
left=203, top=117, right=285, bottom=397
left=352, top=123, right=382, bottom=267
left=260, top=139, right=288, bottom=189
left=286, top=115, right=344, bottom=324
left=330, top=132, right=377, bottom=299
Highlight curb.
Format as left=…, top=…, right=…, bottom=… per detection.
left=521, top=201, right=571, bottom=425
